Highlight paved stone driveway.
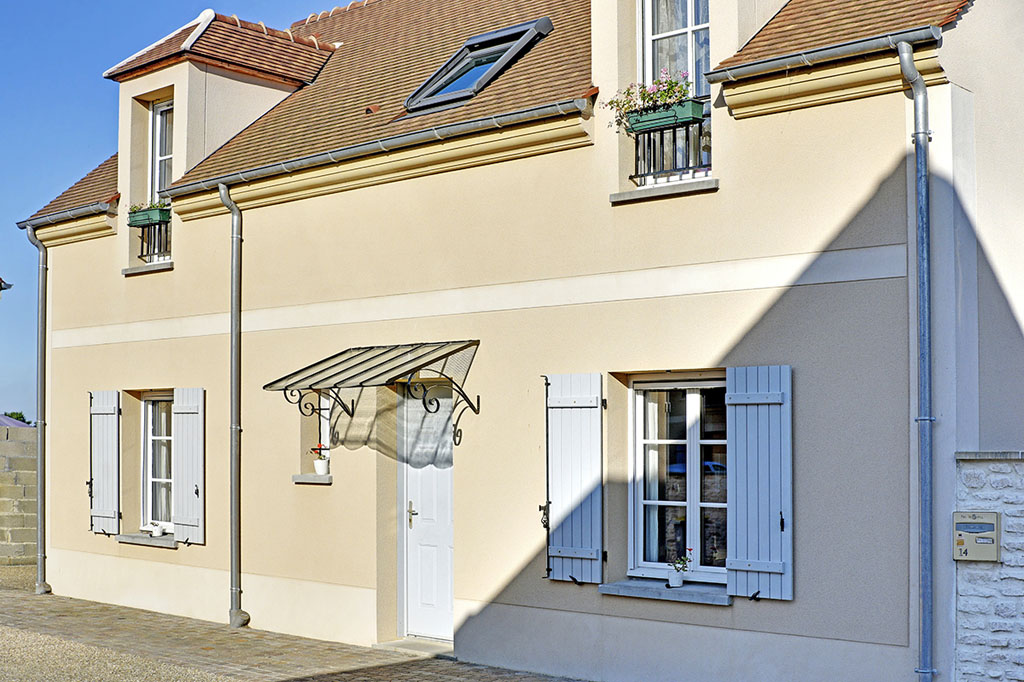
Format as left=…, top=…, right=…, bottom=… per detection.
left=0, top=567, right=584, bottom=682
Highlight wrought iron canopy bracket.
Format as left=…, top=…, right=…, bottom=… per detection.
left=282, top=387, right=356, bottom=420
left=404, top=370, right=480, bottom=446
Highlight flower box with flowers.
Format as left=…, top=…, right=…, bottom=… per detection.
left=603, top=69, right=703, bottom=135
left=625, top=100, right=705, bottom=133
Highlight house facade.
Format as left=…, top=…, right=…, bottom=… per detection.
left=16, top=1, right=1024, bottom=681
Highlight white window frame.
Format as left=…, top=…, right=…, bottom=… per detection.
left=638, top=0, right=710, bottom=94
left=148, top=99, right=173, bottom=205
left=628, top=376, right=727, bottom=584
left=141, top=392, right=174, bottom=533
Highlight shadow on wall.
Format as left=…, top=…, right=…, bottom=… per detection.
left=446, top=156, right=1024, bottom=680
left=327, top=383, right=455, bottom=469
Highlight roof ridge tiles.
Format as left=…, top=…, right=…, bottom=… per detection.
left=212, top=12, right=335, bottom=51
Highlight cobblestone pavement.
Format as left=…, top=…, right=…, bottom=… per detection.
left=0, top=568, right=585, bottom=682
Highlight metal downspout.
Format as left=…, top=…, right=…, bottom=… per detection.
left=898, top=41, right=934, bottom=682
left=25, top=227, right=51, bottom=596
left=218, top=183, right=250, bottom=628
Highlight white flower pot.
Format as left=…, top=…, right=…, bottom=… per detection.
left=313, top=459, right=330, bottom=476
left=668, top=570, right=684, bottom=587
left=150, top=526, right=164, bottom=538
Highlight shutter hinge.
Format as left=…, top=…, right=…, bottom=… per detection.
left=780, top=511, right=785, bottom=532
left=118, top=512, right=122, bottom=520
left=602, top=550, right=608, bottom=562
left=601, top=398, right=607, bottom=409
left=85, top=479, right=93, bottom=499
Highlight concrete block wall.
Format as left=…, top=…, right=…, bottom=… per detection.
left=0, top=426, right=37, bottom=566
left=956, top=452, right=1024, bottom=682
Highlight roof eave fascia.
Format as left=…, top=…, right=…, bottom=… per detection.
left=16, top=200, right=116, bottom=231
left=162, top=96, right=591, bottom=200
left=706, top=25, right=942, bottom=84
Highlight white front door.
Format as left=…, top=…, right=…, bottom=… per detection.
left=403, top=384, right=454, bottom=641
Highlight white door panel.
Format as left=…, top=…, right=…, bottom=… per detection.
left=404, top=384, right=454, bottom=641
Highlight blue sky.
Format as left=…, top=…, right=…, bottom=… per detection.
left=0, top=2, right=332, bottom=420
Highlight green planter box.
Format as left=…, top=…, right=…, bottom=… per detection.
left=625, top=100, right=706, bottom=133
left=128, top=207, right=171, bottom=227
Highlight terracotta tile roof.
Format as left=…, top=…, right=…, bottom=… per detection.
left=29, top=154, right=118, bottom=220
left=105, top=12, right=334, bottom=84
left=716, top=0, right=970, bottom=70
left=173, top=0, right=592, bottom=189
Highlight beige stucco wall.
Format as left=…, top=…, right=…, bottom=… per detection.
left=937, top=1, right=1024, bottom=450
left=37, top=1, right=938, bottom=680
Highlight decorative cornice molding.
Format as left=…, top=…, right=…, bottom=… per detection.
left=33, top=212, right=117, bottom=246
left=719, top=47, right=945, bottom=119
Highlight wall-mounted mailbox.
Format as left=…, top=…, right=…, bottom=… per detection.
left=954, top=511, right=1000, bottom=562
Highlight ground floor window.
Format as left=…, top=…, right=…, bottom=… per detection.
left=142, top=393, right=173, bottom=532
left=630, top=378, right=727, bottom=582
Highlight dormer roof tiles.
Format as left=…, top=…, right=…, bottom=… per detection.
left=105, top=11, right=334, bottom=85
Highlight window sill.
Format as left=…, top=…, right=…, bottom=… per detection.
left=116, top=533, right=178, bottom=549
left=609, top=177, right=719, bottom=205
left=598, top=579, right=731, bottom=606
left=292, top=473, right=333, bottom=485
left=122, top=261, right=174, bottom=277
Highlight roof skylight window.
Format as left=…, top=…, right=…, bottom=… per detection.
left=405, top=17, right=554, bottom=114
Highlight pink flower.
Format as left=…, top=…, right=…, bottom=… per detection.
left=647, top=85, right=657, bottom=93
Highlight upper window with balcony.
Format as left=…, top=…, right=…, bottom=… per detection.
left=633, top=0, right=711, bottom=186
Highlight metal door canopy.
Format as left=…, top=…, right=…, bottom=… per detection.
left=263, top=340, right=480, bottom=444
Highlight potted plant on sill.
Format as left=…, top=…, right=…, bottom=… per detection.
left=128, top=201, right=171, bottom=227
left=604, top=68, right=704, bottom=135
left=311, top=443, right=330, bottom=475
left=668, top=547, right=694, bottom=588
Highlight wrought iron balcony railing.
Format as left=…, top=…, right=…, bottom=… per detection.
left=630, top=104, right=711, bottom=185
left=140, top=221, right=171, bottom=263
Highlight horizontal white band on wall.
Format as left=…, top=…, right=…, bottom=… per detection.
left=52, top=244, right=906, bottom=349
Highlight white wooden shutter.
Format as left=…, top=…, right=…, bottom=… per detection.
left=725, top=366, right=793, bottom=600
left=172, top=387, right=205, bottom=545
left=89, top=390, right=120, bottom=535
left=546, top=373, right=603, bottom=584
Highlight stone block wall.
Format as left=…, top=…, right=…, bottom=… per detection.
left=0, top=426, right=37, bottom=566
left=956, top=452, right=1024, bottom=682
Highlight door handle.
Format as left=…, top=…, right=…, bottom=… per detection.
left=407, top=500, right=419, bottom=529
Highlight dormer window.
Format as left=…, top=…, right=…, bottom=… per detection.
left=405, top=17, right=553, bottom=114
left=150, top=100, right=173, bottom=203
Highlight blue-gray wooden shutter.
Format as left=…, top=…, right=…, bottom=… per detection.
left=89, top=390, right=120, bottom=535
left=172, top=387, right=205, bottom=545
left=546, top=373, right=603, bottom=584
left=725, top=365, right=793, bottom=600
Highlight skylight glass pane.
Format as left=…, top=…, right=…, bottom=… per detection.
left=434, top=51, right=503, bottom=96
